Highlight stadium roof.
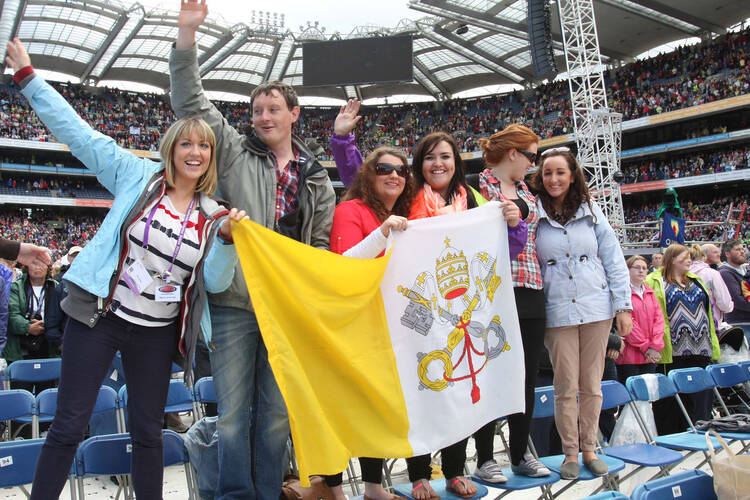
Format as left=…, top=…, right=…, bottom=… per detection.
left=1, top=0, right=748, bottom=101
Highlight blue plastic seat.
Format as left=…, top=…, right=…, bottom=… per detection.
left=0, top=438, right=45, bottom=490
left=8, top=358, right=61, bottom=387
left=737, top=360, right=750, bottom=382
left=599, top=380, right=682, bottom=479
left=703, top=363, right=750, bottom=452
left=193, top=376, right=216, bottom=419
left=582, top=492, right=630, bottom=499
left=0, top=388, right=37, bottom=439
left=470, top=385, right=561, bottom=497
left=162, top=429, right=197, bottom=499
left=626, top=373, right=722, bottom=464
left=118, top=380, right=194, bottom=432
left=630, top=469, right=716, bottom=499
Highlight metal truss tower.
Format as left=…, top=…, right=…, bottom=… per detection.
left=556, top=0, right=626, bottom=241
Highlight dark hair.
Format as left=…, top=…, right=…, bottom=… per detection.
left=721, top=239, right=742, bottom=262
left=532, top=149, right=592, bottom=224
left=250, top=81, right=299, bottom=110
left=343, top=146, right=415, bottom=221
left=478, top=124, right=539, bottom=165
left=411, top=132, right=469, bottom=204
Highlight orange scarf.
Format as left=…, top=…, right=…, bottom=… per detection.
left=419, top=184, right=468, bottom=218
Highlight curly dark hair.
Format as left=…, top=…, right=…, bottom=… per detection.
left=532, top=149, right=593, bottom=224
left=343, top=146, right=415, bottom=221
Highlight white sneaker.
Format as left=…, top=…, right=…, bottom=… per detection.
left=474, top=459, right=507, bottom=483
left=511, top=453, right=551, bottom=478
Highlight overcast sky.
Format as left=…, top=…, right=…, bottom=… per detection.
left=137, top=0, right=419, bottom=36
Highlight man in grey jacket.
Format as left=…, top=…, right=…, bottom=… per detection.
left=171, top=2, right=335, bottom=499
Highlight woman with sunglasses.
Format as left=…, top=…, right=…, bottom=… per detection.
left=469, top=124, right=551, bottom=483
left=532, top=147, right=632, bottom=480
left=326, top=146, right=416, bottom=500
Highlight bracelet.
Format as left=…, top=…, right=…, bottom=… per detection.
left=615, top=309, right=631, bottom=314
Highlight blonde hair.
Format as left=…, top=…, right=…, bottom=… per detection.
left=159, top=117, right=218, bottom=195
left=478, top=124, right=539, bottom=165
left=626, top=255, right=648, bottom=269
left=689, top=243, right=705, bottom=261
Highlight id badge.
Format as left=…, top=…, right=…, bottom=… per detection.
left=155, top=283, right=182, bottom=302
left=121, top=259, right=153, bottom=295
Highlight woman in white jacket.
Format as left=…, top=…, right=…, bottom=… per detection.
left=532, top=148, right=632, bottom=480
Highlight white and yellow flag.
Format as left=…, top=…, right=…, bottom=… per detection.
left=233, top=201, right=525, bottom=485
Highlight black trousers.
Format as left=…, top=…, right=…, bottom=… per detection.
left=323, top=457, right=384, bottom=487
left=653, top=355, right=713, bottom=436
left=407, top=438, right=470, bottom=482
left=29, top=314, right=177, bottom=500
left=616, top=362, right=656, bottom=386
left=475, top=289, right=546, bottom=465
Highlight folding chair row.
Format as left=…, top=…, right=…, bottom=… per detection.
left=0, top=385, right=120, bottom=441
left=0, top=430, right=196, bottom=499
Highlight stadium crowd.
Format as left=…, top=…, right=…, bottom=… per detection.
left=622, top=144, right=750, bottom=183
left=0, top=26, right=748, bottom=155
left=0, top=210, right=102, bottom=260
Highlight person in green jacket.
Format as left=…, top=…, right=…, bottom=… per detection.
left=3, top=261, right=58, bottom=389
left=645, top=243, right=720, bottom=436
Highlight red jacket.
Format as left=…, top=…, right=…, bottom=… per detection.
left=617, top=283, right=665, bottom=365
left=330, top=199, right=382, bottom=256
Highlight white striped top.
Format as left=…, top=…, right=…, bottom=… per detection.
left=111, top=195, right=202, bottom=327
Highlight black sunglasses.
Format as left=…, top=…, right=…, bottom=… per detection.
left=375, top=162, right=408, bottom=177
left=517, top=149, right=537, bottom=164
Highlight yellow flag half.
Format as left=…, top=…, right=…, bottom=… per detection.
left=232, top=219, right=413, bottom=483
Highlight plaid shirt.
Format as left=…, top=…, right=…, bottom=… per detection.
left=274, top=152, right=301, bottom=222
left=479, top=169, right=543, bottom=290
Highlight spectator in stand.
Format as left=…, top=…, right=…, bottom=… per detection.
left=689, top=244, right=734, bottom=326
left=45, top=245, right=82, bottom=351
left=616, top=255, right=664, bottom=384
left=719, top=239, right=750, bottom=323
left=532, top=147, right=632, bottom=480
left=650, top=253, right=663, bottom=272
left=702, top=243, right=722, bottom=269
left=0, top=272, right=8, bottom=356
left=646, top=244, right=721, bottom=436
left=3, top=261, right=58, bottom=367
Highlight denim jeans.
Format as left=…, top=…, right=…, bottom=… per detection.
left=209, top=305, right=290, bottom=500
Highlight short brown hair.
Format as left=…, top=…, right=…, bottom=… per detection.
left=159, top=116, right=218, bottom=195
left=343, top=147, right=415, bottom=221
left=721, top=239, right=743, bottom=262
left=250, top=81, right=299, bottom=110
left=478, top=124, right=539, bottom=165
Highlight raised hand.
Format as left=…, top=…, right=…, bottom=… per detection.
left=5, top=38, right=31, bottom=73
left=333, top=99, right=362, bottom=136
left=176, top=0, right=208, bottom=49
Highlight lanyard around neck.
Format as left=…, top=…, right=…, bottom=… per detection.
left=142, top=194, right=197, bottom=280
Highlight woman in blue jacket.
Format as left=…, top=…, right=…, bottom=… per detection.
left=6, top=38, right=243, bottom=500
left=532, top=148, right=632, bottom=480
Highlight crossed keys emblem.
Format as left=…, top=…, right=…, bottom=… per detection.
left=396, top=237, right=510, bottom=404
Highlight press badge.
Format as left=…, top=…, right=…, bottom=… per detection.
left=155, top=283, right=181, bottom=302
left=121, top=259, right=153, bottom=295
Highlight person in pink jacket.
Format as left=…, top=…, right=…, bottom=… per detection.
left=616, top=255, right=665, bottom=384
left=689, top=244, right=734, bottom=326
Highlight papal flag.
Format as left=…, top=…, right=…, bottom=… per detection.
left=232, top=201, right=525, bottom=485
left=659, top=212, right=685, bottom=247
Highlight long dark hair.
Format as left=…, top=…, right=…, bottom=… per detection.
left=532, top=150, right=592, bottom=224
left=343, top=146, right=415, bottom=221
left=411, top=132, right=474, bottom=206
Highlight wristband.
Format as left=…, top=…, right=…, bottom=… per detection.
left=13, top=65, right=34, bottom=84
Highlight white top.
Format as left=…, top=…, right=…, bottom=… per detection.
left=111, top=195, right=201, bottom=327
